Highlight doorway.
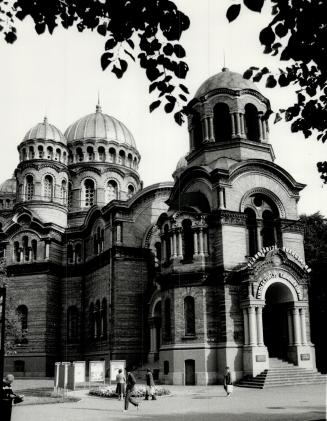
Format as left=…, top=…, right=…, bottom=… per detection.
left=185, top=359, right=195, bottom=385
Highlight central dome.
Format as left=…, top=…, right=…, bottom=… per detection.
left=65, top=105, right=137, bottom=149
left=195, top=68, right=258, bottom=98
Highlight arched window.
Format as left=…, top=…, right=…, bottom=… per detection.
left=164, top=225, right=171, bottom=260
left=76, top=147, right=84, bottom=162
left=84, top=179, right=95, bottom=207
left=95, top=300, right=101, bottom=339
left=98, top=146, right=106, bottom=161
left=67, top=306, right=79, bottom=343
left=22, top=236, right=29, bottom=262
left=192, top=112, right=202, bottom=148
left=16, top=305, right=28, bottom=330
left=63, top=151, right=67, bottom=164
left=22, top=148, right=27, bottom=160
left=46, top=146, right=53, bottom=160
left=106, top=180, right=118, bottom=202
left=184, top=296, right=195, bottom=336
left=100, top=229, right=104, bottom=252
left=87, top=146, right=94, bottom=161
left=55, top=148, right=61, bottom=162
left=75, top=243, right=82, bottom=263
left=127, top=185, right=134, bottom=199
left=262, top=210, right=276, bottom=247
left=245, top=208, right=258, bottom=257
left=61, top=180, right=67, bottom=205
left=108, top=147, right=116, bottom=163
left=14, top=241, right=20, bottom=262
left=31, top=239, right=37, bottom=260
left=89, top=303, right=95, bottom=339
left=38, top=145, right=44, bottom=159
left=29, top=146, right=35, bottom=159
left=182, top=219, right=194, bottom=262
left=67, top=243, right=74, bottom=264
left=133, top=157, right=137, bottom=169
left=155, top=242, right=161, bottom=263
left=213, top=103, right=232, bottom=141
left=101, top=298, right=107, bottom=338
left=44, top=175, right=53, bottom=201
left=127, top=154, right=133, bottom=168
left=5, top=199, right=10, bottom=208
left=245, top=104, right=260, bottom=141
left=118, top=150, right=125, bottom=165
left=164, top=298, right=172, bottom=341
left=68, top=151, right=73, bottom=163
left=25, top=175, right=34, bottom=201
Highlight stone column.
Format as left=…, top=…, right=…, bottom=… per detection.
left=193, top=231, right=198, bottom=256
left=240, top=113, right=245, bottom=137
left=203, top=117, right=209, bottom=142
left=256, top=306, right=264, bottom=346
left=292, top=307, right=301, bottom=345
left=258, top=113, right=263, bottom=141
left=149, top=322, right=156, bottom=353
left=235, top=113, right=241, bottom=137
left=170, top=235, right=173, bottom=258
left=218, top=188, right=225, bottom=209
left=231, top=113, right=236, bottom=137
left=19, top=248, right=23, bottom=262
left=162, top=238, right=166, bottom=261
left=178, top=230, right=183, bottom=259
left=287, top=309, right=293, bottom=345
left=300, top=308, right=307, bottom=345
left=198, top=229, right=204, bottom=256
left=189, top=128, right=195, bottom=151
left=203, top=231, right=208, bottom=256
left=243, top=308, right=249, bottom=346
left=208, top=116, right=215, bottom=142
left=248, top=306, right=257, bottom=345
left=116, top=223, right=122, bottom=244
left=172, top=231, right=177, bottom=258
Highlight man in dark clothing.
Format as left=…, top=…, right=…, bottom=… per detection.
left=124, top=369, right=140, bottom=411
left=144, top=368, right=156, bottom=400
left=1, top=374, right=23, bottom=421
left=223, top=366, right=233, bottom=397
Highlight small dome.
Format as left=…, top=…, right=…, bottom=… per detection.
left=23, top=117, right=66, bottom=144
left=65, top=105, right=137, bottom=149
left=176, top=155, right=187, bottom=171
left=0, top=177, right=16, bottom=194
left=195, top=68, right=258, bottom=98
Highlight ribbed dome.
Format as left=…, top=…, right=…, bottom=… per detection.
left=23, top=117, right=66, bottom=144
left=0, top=177, right=16, bottom=194
left=195, top=68, right=258, bottom=98
left=65, top=105, right=137, bottom=149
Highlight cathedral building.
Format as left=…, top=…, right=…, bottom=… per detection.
left=0, top=69, right=319, bottom=385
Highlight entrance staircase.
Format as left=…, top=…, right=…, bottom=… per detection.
left=238, top=358, right=327, bottom=389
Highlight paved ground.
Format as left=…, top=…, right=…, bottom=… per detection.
left=11, top=380, right=327, bottom=421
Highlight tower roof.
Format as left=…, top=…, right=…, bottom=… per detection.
left=195, top=68, right=258, bottom=98
left=0, top=177, right=16, bottom=194
left=23, top=117, right=67, bottom=145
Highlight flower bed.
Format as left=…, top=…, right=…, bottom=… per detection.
left=89, top=385, right=170, bottom=398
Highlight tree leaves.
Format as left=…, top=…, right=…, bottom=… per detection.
left=244, top=0, right=265, bottom=13
left=149, top=100, right=161, bottom=113
left=226, top=4, right=241, bottom=22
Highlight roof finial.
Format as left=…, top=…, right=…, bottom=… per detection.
left=43, top=116, right=48, bottom=124
left=222, top=50, right=229, bottom=72
left=96, top=91, right=102, bottom=113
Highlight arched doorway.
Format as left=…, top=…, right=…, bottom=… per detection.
left=185, top=359, right=195, bottom=385
left=263, top=282, right=294, bottom=360
left=148, top=299, right=162, bottom=363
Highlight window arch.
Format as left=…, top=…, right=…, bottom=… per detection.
left=262, top=210, right=276, bottom=247
left=22, top=236, right=29, bottom=262
left=16, top=305, right=28, bottom=330
left=213, top=103, right=232, bottom=141
left=245, top=208, right=258, bottom=257
left=55, top=148, right=61, bottom=161
left=164, top=298, right=172, bottom=341
left=184, top=296, right=195, bottom=336
left=14, top=241, right=20, bottom=262
left=133, top=157, right=138, bottom=169
left=31, top=239, right=37, bottom=260
left=63, top=151, right=67, bottom=164
left=46, top=146, right=53, bottom=160
left=67, top=306, right=79, bottom=343
left=245, top=104, right=260, bottom=141
left=29, top=146, right=35, bottom=159
left=68, top=151, right=73, bottom=163
left=25, top=175, right=34, bottom=201
left=22, top=148, right=27, bottom=160
left=127, top=154, right=133, bottom=167
left=118, top=150, right=125, bottom=165
left=75, top=243, right=82, bottom=263
left=192, top=112, right=202, bottom=148
left=76, top=147, right=84, bottom=162
left=87, top=146, right=94, bottom=161
left=38, top=145, right=44, bottom=159
left=108, top=147, right=116, bottom=163
left=98, top=146, right=106, bottom=161
left=182, top=219, right=194, bottom=262
left=83, top=179, right=95, bottom=207
left=127, top=184, right=135, bottom=199
left=5, top=199, right=10, bottom=209
left=44, top=175, right=54, bottom=200
left=61, top=180, right=67, bottom=205
left=106, top=180, right=118, bottom=202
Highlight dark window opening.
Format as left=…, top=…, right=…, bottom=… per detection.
left=214, top=103, right=232, bottom=141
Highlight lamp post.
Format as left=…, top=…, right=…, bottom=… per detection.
left=0, top=286, right=6, bottom=395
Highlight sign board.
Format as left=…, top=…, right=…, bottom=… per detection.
left=89, top=360, right=106, bottom=382
left=54, top=362, right=61, bottom=388
left=110, top=360, right=126, bottom=382
left=74, top=361, right=86, bottom=383
left=58, top=362, right=70, bottom=389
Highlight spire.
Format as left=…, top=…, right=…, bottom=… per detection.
left=43, top=116, right=48, bottom=124
left=96, top=91, right=102, bottom=113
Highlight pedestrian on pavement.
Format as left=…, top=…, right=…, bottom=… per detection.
left=1, top=374, right=24, bottom=421
left=123, top=368, right=140, bottom=412
left=144, top=368, right=157, bottom=400
left=223, top=366, right=233, bottom=397
left=116, top=369, right=126, bottom=401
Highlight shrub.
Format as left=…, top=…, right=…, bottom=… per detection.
left=89, top=385, right=170, bottom=398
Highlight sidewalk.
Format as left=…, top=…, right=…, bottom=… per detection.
left=11, top=380, right=327, bottom=421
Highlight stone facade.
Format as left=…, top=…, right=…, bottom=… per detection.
left=0, top=68, right=317, bottom=383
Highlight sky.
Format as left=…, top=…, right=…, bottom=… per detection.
left=0, top=0, right=326, bottom=216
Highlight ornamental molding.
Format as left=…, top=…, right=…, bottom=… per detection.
left=240, top=186, right=286, bottom=218
left=218, top=210, right=247, bottom=226
left=256, top=268, right=303, bottom=300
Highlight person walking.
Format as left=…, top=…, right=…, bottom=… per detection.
left=116, top=369, right=126, bottom=401
left=123, top=368, right=140, bottom=412
left=144, top=368, right=156, bottom=400
left=223, top=366, right=233, bottom=397
left=1, top=374, right=24, bottom=421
